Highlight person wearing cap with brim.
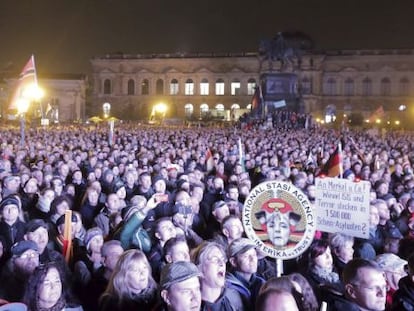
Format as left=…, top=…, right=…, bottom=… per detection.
left=0, top=240, right=40, bottom=302
left=225, top=238, right=265, bottom=311
left=0, top=195, right=26, bottom=260
left=376, top=253, right=408, bottom=308
left=392, top=252, right=414, bottom=310
left=156, top=261, right=202, bottom=311
left=23, top=218, right=66, bottom=266
left=1, top=175, right=21, bottom=197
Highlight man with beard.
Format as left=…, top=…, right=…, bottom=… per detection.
left=0, top=240, right=40, bottom=302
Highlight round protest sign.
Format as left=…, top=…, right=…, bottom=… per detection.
left=242, top=181, right=316, bottom=260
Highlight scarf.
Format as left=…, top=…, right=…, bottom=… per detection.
left=311, top=265, right=340, bottom=284
left=35, top=295, right=66, bottom=311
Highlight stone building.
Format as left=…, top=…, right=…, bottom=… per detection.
left=90, top=49, right=414, bottom=126
left=1, top=73, right=87, bottom=123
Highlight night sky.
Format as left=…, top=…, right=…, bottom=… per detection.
left=1, top=0, right=414, bottom=74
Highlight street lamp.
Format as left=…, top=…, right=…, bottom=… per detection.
left=17, top=84, right=44, bottom=147
left=103, top=102, right=111, bottom=119
left=102, top=103, right=113, bottom=146
left=17, top=98, right=30, bottom=147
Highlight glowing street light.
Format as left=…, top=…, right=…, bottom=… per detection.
left=17, top=84, right=44, bottom=146
left=154, top=103, right=167, bottom=114
left=102, top=102, right=111, bottom=118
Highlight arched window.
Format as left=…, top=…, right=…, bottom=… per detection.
left=231, top=79, right=241, bottom=95
left=344, top=78, right=354, bottom=96
left=301, top=77, right=312, bottom=94
left=103, top=79, right=111, bottom=95
left=325, top=104, right=337, bottom=123
left=127, top=79, right=135, bottom=95
left=184, top=103, right=194, bottom=118
left=215, top=103, right=225, bottom=111
left=362, top=78, right=372, bottom=96
left=380, top=77, right=391, bottom=96
left=324, top=78, right=336, bottom=95
left=170, top=79, right=179, bottom=95
left=141, top=79, right=149, bottom=95
left=156, top=79, right=164, bottom=95
left=200, top=78, right=209, bottom=95
left=247, top=78, right=256, bottom=95
left=399, top=77, right=410, bottom=96
left=185, top=79, right=194, bottom=95
left=215, top=79, right=225, bottom=95
left=200, top=103, right=209, bottom=117
left=231, top=103, right=240, bottom=110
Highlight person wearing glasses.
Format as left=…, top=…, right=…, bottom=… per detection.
left=192, top=241, right=244, bottom=311
left=329, top=258, right=387, bottom=311
left=0, top=240, right=40, bottom=302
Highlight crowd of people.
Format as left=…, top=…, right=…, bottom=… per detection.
left=0, top=120, right=414, bottom=310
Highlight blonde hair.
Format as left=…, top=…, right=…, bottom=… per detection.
left=103, top=249, right=157, bottom=301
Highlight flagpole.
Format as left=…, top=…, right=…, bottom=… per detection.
left=338, top=141, right=343, bottom=179
left=32, top=54, right=44, bottom=119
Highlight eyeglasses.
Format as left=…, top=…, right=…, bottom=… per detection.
left=207, top=256, right=227, bottom=265
left=351, top=283, right=389, bottom=293
left=18, top=251, right=39, bottom=260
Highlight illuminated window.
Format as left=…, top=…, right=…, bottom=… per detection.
left=141, top=79, right=149, bottom=95
left=215, top=79, right=225, bottom=95
left=156, top=79, right=164, bottom=95
left=200, top=79, right=209, bottom=95
left=170, top=79, right=179, bottom=95
left=231, top=80, right=241, bottom=95
left=185, top=79, right=194, bottom=95
left=200, top=103, right=209, bottom=117
left=184, top=103, right=194, bottom=118
left=127, top=79, right=135, bottom=95
left=231, top=103, right=240, bottom=110
left=247, top=79, right=256, bottom=95
left=103, top=79, right=111, bottom=95
left=325, top=104, right=337, bottom=123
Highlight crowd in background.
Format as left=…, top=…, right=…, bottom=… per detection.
left=0, top=121, right=414, bottom=310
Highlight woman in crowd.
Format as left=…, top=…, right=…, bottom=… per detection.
left=192, top=241, right=244, bottom=311
left=329, top=233, right=354, bottom=277
left=300, top=239, right=343, bottom=303
left=23, top=262, right=83, bottom=311
left=99, top=249, right=158, bottom=311
left=49, top=195, right=73, bottom=225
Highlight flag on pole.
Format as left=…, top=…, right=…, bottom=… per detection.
left=251, top=86, right=263, bottom=116
left=8, top=55, right=38, bottom=111
left=318, top=142, right=343, bottom=177
left=63, top=209, right=73, bottom=263
left=238, top=137, right=246, bottom=172
left=45, top=102, right=52, bottom=115
left=206, top=148, right=214, bottom=172
left=306, top=151, right=315, bottom=168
